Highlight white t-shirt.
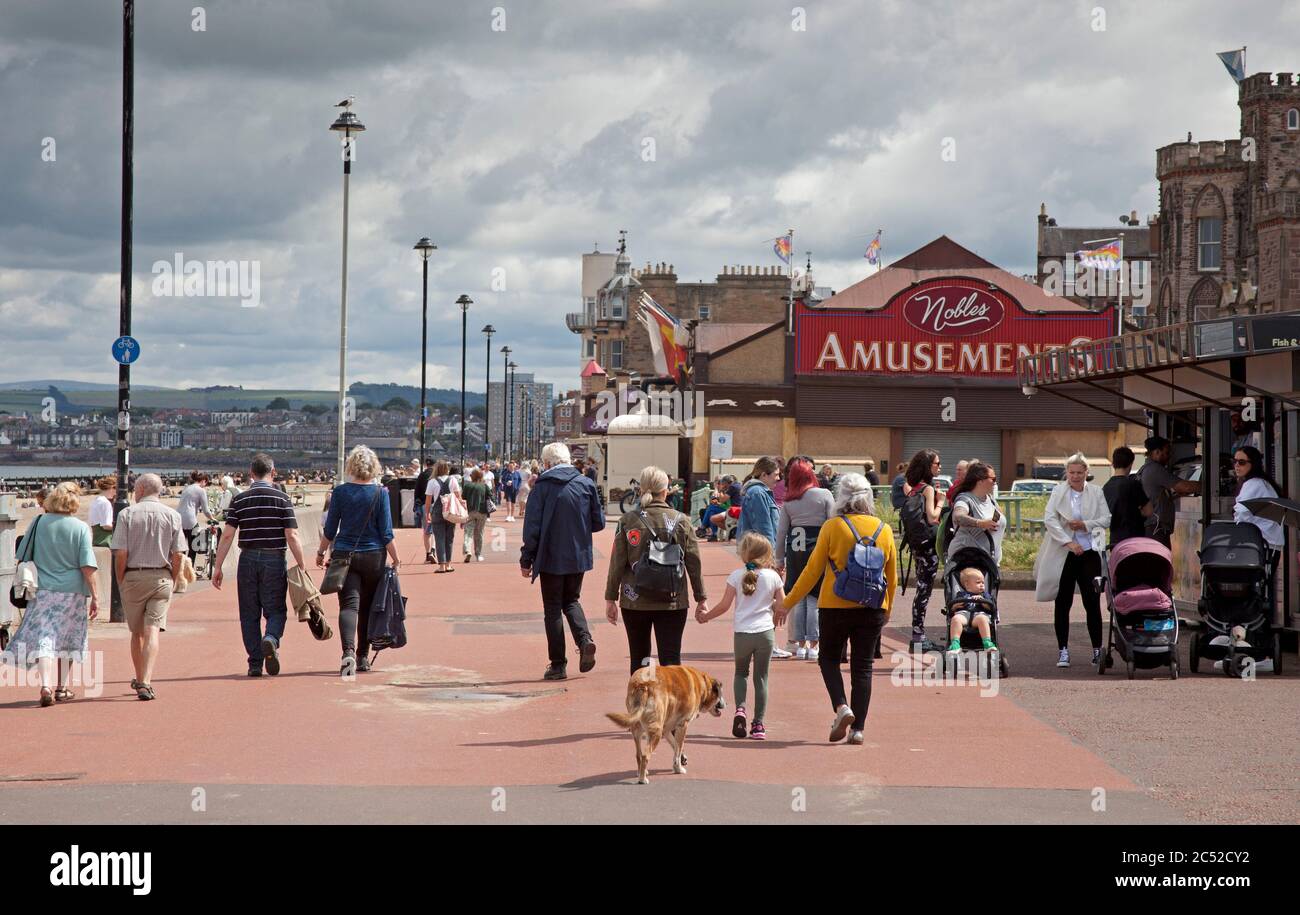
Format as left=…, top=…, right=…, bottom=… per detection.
left=425, top=475, right=461, bottom=501
left=483, top=470, right=495, bottom=490
left=88, top=494, right=114, bottom=528
left=726, top=567, right=782, bottom=634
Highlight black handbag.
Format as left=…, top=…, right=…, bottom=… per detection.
left=321, top=487, right=383, bottom=594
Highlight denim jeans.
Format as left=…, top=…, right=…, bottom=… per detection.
left=237, top=549, right=288, bottom=668
left=430, top=519, right=455, bottom=563
left=413, top=502, right=424, bottom=531
left=789, top=593, right=820, bottom=642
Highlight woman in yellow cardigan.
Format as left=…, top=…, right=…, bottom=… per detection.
left=784, top=473, right=898, bottom=745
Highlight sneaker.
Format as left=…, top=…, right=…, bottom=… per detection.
left=578, top=640, right=597, bottom=673
left=982, top=638, right=999, bottom=652
left=916, top=637, right=943, bottom=654
left=795, top=646, right=808, bottom=660
left=946, top=639, right=962, bottom=654
left=543, top=663, right=567, bottom=681
left=464, top=554, right=472, bottom=563
left=261, top=637, right=280, bottom=676
left=1091, top=647, right=1102, bottom=665
left=477, top=555, right=485, bottom=562
left=829, top=704, right=856, bottom=742
left=807, top=647, right=820, bottom=661
left=732, top=706, right=748, bottom=738
left=749, top=720, right=767, bottom=740
left=1057, top=648, right=1070, bottom=668
left=356, top=655, right=372, bottom=673
left=247, top=665, right=263, bottom=677
left=848, top=730, right=865, bottom=746
left=772, top=646, right=794, bottom=659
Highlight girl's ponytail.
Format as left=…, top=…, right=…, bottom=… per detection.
left=737, top=532, right=773, bottom=597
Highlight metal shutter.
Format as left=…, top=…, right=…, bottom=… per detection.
left=902, top=428, right=1002, bottom=468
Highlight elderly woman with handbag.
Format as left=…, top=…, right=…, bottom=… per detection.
left=317, top=445, right=400, bottom=676
left=4, top=482, right=100, bottom=706
left=1034, top=453, right=1110, bottom=669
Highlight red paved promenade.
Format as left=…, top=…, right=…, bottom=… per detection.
left=1, top=519, right=1295, bottom=824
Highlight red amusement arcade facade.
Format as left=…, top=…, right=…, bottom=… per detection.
left=792, top=236, right=1135, bottom=478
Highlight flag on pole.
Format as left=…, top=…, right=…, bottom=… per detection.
left=773, top=234, right=792, bottom=264
left=864, top=230, right=882, bottom=266
left=1077, top=240, right=1122, bottom=271
left=1217, top=47, right=1245, bottom=83
left=637, top=292, right=691, bottom=383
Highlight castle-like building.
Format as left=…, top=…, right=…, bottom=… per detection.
left=1150, top=71, right=1300, bottom=324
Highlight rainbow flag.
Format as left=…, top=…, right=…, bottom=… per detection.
left=865, top=230, right=882, bottom=265
left=773, top=234, right=792, bottom=265
left=1077, top=240, right=1121, bottom=271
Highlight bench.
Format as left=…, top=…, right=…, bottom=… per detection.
left=1024, top=517, right=1046, bottom=536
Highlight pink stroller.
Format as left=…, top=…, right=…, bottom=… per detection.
left=1095, top=537, right=1179, bottom=679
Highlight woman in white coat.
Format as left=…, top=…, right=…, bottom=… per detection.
left=1034, top=453, right=1110, bottom=669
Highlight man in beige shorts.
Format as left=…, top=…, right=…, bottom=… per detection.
left=111, top=473, right=186, bottom=701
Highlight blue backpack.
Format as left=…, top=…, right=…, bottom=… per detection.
left=827, top=516, right=887, bottom=608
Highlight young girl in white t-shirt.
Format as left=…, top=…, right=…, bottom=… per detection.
left=697, top=532, right=786, bottom=740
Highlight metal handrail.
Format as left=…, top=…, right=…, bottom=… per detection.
left=1017, top=322, right=1198, bottom=387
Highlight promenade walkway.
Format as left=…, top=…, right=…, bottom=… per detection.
left=1, top=517, right=1295, bottom=824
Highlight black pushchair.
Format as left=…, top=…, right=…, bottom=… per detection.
left=941, top=546, right=1009, bottom=677
left=1193, top=521, right=1282, bottom=677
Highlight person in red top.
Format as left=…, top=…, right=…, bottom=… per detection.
left=945, top=459, right=970, bottom=505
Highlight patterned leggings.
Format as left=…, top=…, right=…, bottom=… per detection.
left=910, top=547, right=939, bottom=638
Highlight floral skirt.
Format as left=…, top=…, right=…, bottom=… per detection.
left=3, top=589, right=89, bottom=665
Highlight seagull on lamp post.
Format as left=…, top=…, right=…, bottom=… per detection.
left=335, top=96, right=355, bottom=109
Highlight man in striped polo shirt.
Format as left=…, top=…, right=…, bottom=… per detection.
left=213, top=453, right=307, bottom=677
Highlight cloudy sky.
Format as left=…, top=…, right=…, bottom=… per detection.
left=0, top=0, right=1289, bottom=393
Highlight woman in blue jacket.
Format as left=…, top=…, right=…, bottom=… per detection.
left=737, top=456, right=781, bottom=548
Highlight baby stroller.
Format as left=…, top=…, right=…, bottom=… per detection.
left=1095, top=537, right=1178, bottom=679
left=942, top=546, right=1009, bottom=677
left=1192, top=521, right=1282, bottom=677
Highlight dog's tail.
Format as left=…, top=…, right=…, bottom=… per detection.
left=605, top=677, right=657, bottom=730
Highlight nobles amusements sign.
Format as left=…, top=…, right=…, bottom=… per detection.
left=796, top=277, right=1113, bottom=378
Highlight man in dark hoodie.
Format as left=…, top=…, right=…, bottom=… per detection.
left=520, top=441, right=607, bottom=680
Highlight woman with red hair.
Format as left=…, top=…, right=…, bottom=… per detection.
left=775, top=456, right=833, bottom=660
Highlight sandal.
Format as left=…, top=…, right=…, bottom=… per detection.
left=130, top=678, right=143, bottom=691
left=136, top=684, right=156, bottom=701
left=39, top=687, right=54, bottom=707
left=54, top=688, right=75, bottom=703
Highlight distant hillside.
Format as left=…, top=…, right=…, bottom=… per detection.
left=0, top=382, right=486, bottom=415
left=0, top=379, right=172, bottom=392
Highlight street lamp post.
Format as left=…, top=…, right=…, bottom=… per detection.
left=499, top=345, right=511, bottom=459
left=414, top=238, right=437, bottom=465
left=112, top=0, right=135, bottom=623
left=456, top=294, right=472, bottom=467
left=482, top=325, right=495, bottom=461
left=507, top=360, right=518, bottom=462
left=329, top=100, right=366, bottom=482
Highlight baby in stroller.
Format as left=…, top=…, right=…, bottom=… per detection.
left=942, top=547, right=1008, bottom=675
left=946, top=566, right=997, bottom=653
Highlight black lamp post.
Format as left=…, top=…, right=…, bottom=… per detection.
left=456, top=294, right=472, bottom=467
left=500, top=345, right=511, bottom=458
left=507, top=360, right=518, bottom=462
left=482, top=324, right=495, bottom=460
left=329, top=99, right=366, bottom=482
left=112, top=0, right=134, bottom=623
left=413, top=238, right=437, bottom=465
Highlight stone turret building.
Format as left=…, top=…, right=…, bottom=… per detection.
left=1150, top=71, right=1300, bottom=324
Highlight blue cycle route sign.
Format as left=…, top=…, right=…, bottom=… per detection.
left=111, top=335, right=141, bottom=365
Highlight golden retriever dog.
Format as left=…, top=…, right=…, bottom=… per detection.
left=606, top=664, right=725, bottom=785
